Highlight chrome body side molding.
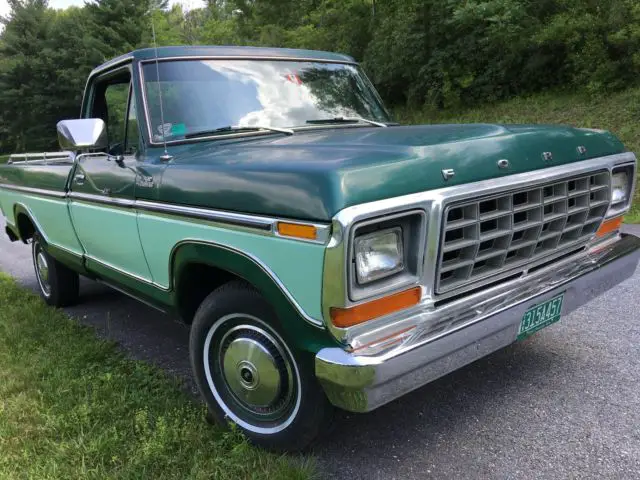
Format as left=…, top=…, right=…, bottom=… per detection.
left=4, top=189, right=333, bottom=244
left=0, top=184, right=67, bottom=199
left=136, top=200, right=273, bottom=231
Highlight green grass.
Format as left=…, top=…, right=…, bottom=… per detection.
left=0, top=154, right=9, bottom=164
left=397, top=87, right=640, bottom=223
left=0, top=274, right=315, bottom=479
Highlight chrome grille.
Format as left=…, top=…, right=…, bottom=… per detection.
left=436, top=171, right=610, bottom=294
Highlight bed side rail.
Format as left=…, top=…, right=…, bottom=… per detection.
left=7, top=151, right=74, bottom=165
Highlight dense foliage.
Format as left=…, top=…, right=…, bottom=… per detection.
left=0, top=0, right=639, bottom=153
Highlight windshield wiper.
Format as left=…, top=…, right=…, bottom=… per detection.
left=305, top=117, right=388, bottom=128
left=185, top=125, right=294, bottom=139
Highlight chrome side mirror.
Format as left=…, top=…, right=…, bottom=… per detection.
left=57, top=119, right=108, bottom=151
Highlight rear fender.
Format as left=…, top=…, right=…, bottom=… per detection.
left=13, top=203, right=40, bottom=243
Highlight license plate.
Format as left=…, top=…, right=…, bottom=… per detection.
left=517, top=293, right=564, bottom=341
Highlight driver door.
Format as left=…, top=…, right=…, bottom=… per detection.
left=68, top=67, right=153, bottom=283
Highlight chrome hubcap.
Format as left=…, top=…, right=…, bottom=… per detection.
left=204, top=316, right=301, bottom=434
left=223, top=338, right=282, bottom=407
left=37, top=252, right=49, bottom=284
left=33, top=244, right=51, bottom=296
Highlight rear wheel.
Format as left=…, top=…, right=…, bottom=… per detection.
left=189, top=281, right=332, bottom=451
left=32, top=234, right=79, bottom=307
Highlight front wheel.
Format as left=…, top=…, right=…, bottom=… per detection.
left=189, top=281, right=333, bottom=451
left=32, top=234, right=79, bottom=307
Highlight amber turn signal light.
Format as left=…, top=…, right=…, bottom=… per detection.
left=330, top=286, right=422, bottom=328
left=596, top=216, right=623, bottom=238
left=277, top=222, right=317, bottom=240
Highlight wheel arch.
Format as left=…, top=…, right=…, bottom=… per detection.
left=13, top=203, right=39, bottom=243
left=170, top=240, right=336, bottom=353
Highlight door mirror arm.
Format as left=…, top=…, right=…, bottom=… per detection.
left=111, top=155, right=125, bottom=167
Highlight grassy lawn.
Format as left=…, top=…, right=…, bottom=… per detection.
left=0, top=273, right=314, bottom=479
left=398, top=87, right=640, bottom=223
left=0, top=154, right=9, bottom=164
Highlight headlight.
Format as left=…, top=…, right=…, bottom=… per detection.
left=607, top=165, right=635, bottom=217
left=348, top=211, right=424, bottom=302
left=354, top=228, right=404, bottom=284
left=611, top=171, right=629, bottom=205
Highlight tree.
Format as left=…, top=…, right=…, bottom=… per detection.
left=85, top=0, right=168, bottom=56
left=0, top=0, right=53, bottom=151
left=1, top=0, right=640, bottom=154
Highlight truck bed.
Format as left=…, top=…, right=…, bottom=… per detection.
left=0, top=152, right=74, bottom=192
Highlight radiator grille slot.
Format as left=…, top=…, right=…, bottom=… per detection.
left=436, top=171, right=610, bottom=294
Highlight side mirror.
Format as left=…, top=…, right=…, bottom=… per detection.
left=57, top=119, right=108, bottom=151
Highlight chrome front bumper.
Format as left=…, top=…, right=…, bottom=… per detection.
left=315, top=233, right=640, bottom=413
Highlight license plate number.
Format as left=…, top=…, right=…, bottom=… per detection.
left=517, top=294, right=564, bottom=341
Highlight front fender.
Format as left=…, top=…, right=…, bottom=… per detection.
left=170, top=241, right=339, bottom=354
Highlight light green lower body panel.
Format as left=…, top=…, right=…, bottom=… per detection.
left=69, top=201, right=153, bottom=282
left=137, top=212, right=326, bottom=322
left=0, top=189, right=82, bottom=255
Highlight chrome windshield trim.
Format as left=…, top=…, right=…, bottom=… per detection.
left=323, top=151, right=637, bottom=344
left=0, top=184, right=67, bottom=199
left=138, top=55, right=357, bottom=66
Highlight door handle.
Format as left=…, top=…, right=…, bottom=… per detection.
left=74, top=173, right=85, bottom=185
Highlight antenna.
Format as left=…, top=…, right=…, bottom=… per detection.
left=151, top=17, right=173, bottom=162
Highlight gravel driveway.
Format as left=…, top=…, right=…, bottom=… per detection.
left=1, top=216, right=639, bottom=479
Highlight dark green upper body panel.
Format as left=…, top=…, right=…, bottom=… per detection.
left=151, top=123, right=625, bottom=221
left=0, top=163, right=72, bottom=190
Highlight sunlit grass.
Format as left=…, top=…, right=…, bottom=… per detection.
left=0, top=273, right=315, bottom=479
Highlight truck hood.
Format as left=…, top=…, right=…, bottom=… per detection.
left=157, top=124, right=625, bottom=221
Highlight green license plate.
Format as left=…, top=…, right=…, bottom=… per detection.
left=517, top=293, right=564, bottom=341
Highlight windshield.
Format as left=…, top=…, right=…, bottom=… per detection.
left=141, top=59, right=391, bottom=142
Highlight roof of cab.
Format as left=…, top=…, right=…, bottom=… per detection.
left=91, top=45, right=356, bottom=76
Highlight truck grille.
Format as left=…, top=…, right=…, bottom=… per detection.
left=436, top=171, right=610, bottom=294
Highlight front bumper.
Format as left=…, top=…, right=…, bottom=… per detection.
left=315, top=233, right=640, bottom=413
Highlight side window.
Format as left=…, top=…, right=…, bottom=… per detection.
left=125, top=90, right=139, bottom=155
left=104, top=83, right=129, bottom=154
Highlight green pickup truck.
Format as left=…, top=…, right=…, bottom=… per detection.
left=1, top=46, right=638, bottom=451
